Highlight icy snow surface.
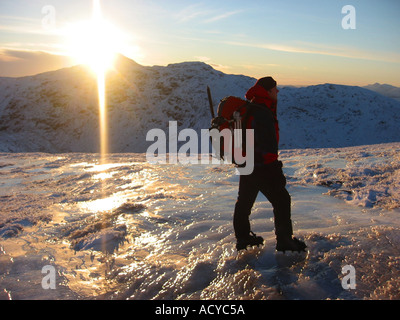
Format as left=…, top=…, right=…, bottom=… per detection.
left=1, top=143, right=400, bottom=300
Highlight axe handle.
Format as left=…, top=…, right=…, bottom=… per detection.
left=207, top=86, right=215, bottom=118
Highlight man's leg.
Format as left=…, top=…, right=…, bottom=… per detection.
left=262, top=185, right=293, bottom=241
left=233, top=174, right=259, bottom=239
left=258, top=161, right=306, bottom=252
left=258, top=161, right=293, bottom=241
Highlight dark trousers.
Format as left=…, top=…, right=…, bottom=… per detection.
left=233, top=161, right=293, bottom=240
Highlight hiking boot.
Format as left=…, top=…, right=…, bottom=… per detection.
left=276, top=236, right=307, bottom=253
left=236, top=231, right=264, bottom=251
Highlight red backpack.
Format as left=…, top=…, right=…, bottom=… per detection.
left=209, top=95, right=253, bottom=165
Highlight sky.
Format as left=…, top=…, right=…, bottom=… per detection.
left=0, top=0, right=399, bottom=86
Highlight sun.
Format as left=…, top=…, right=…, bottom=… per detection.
left=64, top=0, right=124, bottom=75
left=62, top=0, right=129, bottom=160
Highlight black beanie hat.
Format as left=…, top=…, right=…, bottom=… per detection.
left=256, top=76, right=277, bottom=91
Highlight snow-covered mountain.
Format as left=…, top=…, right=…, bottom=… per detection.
left=278, top=84, right=400, bottom=149
left=364, top=83, right=400, bottom=102
left=0, top=55, right=399, bottom=152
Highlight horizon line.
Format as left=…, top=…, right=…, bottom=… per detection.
left=0, top=48, right=399, bottom=88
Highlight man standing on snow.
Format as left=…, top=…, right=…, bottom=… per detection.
left=234, top=77, right=307, bottom=252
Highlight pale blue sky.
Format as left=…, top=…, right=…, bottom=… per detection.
left=1, top=0, right=399, bottom=85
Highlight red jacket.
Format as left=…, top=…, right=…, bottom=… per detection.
left=245, top=84, right=279, bottom=165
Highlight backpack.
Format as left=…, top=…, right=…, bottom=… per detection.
left=209, top=96, right=253, bottom=164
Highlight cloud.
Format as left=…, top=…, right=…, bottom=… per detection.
left=0, top=23, right=46, bottom=35
left=209, top=62, right=232, bottom=73
left=194, top=56, right=211, bottom=62
left=193, top=56, right=231, bottom=73
left=240, top=63, right=280, bottom=71
left=0, top=14, right=50, bottom=35
left=174, top=5, right=241, bottom=24
left=0, top=49, right=74, bottom=77
left=204, top=10, right=242, bottom=23
left=224, top=40, right=400, bottom=64
left=174, top=4, right=210, bottom=23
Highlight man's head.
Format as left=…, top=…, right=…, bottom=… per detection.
left=255, top=76, right=279, bottom=101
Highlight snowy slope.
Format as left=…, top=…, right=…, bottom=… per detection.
left=0, top=55, right=400, bottom=153
left=0, top=55, right=254, bottom=153
left=364, top=83, right=400, bottom=102
left=279, top=84, right=400, bottom=149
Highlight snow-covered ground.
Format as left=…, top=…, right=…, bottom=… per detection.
left=1, top=142, right=399, bottom=300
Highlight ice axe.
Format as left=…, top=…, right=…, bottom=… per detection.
left=207, top=86, right=215, bottom=118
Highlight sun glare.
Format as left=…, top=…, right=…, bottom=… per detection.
left=62, top=0, right=141, bottom=166
left=62, top=0, right=129, bottom=162
left=64, top=1, right=124, bottom=75
left=66, top=21, right=116, bottom=73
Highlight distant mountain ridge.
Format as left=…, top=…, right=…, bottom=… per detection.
left=0, top=55, right=399, bottom=153
left=363, top=83, right=400, bottom=102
